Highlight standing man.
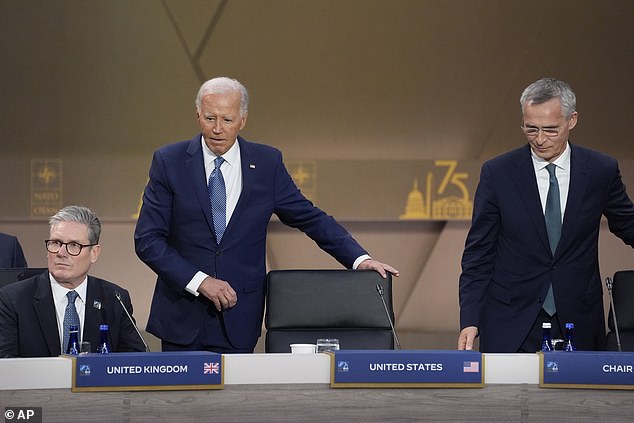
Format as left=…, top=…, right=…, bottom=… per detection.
left=0, top=232, right=28, bottom=268
left=135, top=77, right=398, bottom=353
left=0, top=205, right=146, bottom=357
left=458, top=78, right=634, bottom=352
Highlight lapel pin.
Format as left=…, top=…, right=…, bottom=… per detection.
left=93, top=300, right=102, bottom=310
left=249, top=164, right=256, bottom=169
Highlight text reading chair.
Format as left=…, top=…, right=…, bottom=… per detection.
left=265, top=269, right=396, bottom=353
left=606, top=270, right=634, bottom=351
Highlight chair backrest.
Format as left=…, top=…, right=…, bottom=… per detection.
left=0, top=268, right=47, bottom=289
left=265, top=269, right=395, bottom=353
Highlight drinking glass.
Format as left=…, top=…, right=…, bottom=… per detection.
left=316, top=338, right=340, bottom=353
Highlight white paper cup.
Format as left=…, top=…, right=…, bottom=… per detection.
left=290, top=343, right=317, bottom=354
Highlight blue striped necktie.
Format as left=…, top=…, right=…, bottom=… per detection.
left=62, top=290, right=80, bottom=353
left=543, top=163, right=561, bottom=316
left=208, top=157, right=226, bottom=244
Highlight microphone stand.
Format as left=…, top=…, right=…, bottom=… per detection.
left=605, top=277, right=622, bottom=352
left=376, top=284, right=401, bottom=350
left=115, top=291, right=151, bottom=352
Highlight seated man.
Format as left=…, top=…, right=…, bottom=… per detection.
left=0, top=205, right=146, bottom=357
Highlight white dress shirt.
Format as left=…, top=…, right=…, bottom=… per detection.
left=50, top=275, right=88, bottom=347
left=531, top=142, right=571, bottom=221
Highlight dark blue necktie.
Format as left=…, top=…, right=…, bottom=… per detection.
left=543, top=163, right=561, bottom=316
left=209, top=157, right=226, bottom=244
left=62, top=290, right=80, bottom=353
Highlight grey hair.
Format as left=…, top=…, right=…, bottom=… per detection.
left=49, top=205, right=101, bottom=244
left=520, top=78, right=577, bottom=119
left=195, top=77, right=249, bottom=116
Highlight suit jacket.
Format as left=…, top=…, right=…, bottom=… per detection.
left=0, top=233, right=27, bottom=268
left=459, top=144, right=634, bottom=352
left=0, top=272, right=147, bottom=357
left=134, top=135, right=367, bottom=350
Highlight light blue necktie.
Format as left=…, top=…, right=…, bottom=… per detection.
left=62, top=290, right=80, bottom=353
left=543, top=163, right=561, bottom=316
left=209, top=157, right=226, bottom=244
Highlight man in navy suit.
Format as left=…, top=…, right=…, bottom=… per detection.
left=0, top=205, right=146, bottom=357
left=135, top=77, right=398, bottom=353
left=0, top=233, right=28, bottom=268
left=458, top=78, right=634, bottom=352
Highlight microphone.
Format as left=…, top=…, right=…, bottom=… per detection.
left=376, top=283, right=401, bottom=350
left=115, top=291, right=151, bottom=352
left=605, top=277, right=622, bottom=352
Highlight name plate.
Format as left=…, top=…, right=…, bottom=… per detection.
left=540, top=351, right=634, bottom=390
left=330, top=350, right=483, bottom=388
left=71, top=351, right=223, bottom=392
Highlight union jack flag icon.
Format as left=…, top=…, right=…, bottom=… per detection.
left=204, top=362, right=220, bottom=374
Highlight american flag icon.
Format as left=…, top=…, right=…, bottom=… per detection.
left=204, top=362, right=220, bottom=374
left=463, top=361, right=479, bottom=373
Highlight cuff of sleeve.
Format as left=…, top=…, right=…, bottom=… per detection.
left=185, top=271, right=208, bottom=296
left=352, top=254, right=372, bottom=270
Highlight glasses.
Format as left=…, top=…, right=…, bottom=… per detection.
left=520, top=125, right=563, bottom=139
left=45, top=240, right=97, bottom=256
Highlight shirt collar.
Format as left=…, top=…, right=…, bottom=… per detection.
left=531, top=141, right=571, bottom=172
left=200, top=136, right=241, bottom=168
left=49, top=274, right=88, bottom=304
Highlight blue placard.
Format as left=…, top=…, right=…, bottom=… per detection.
left=541, top=351, right=634, bottom=389
left=330, top=350, right=483, bottom=388
left=72, top=351, right=223, bottom=391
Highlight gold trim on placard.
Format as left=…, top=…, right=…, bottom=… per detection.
left=538, top=352, right=634, bottom=391
left=67, top=354, right=225, bottom=393
left=328, top=352, right=485, bottom=389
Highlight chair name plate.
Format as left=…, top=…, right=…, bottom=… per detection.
left=540, top=351, right=634, bottom=389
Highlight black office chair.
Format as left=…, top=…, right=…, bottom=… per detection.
left=0, top=268, right=47, bottom=289
left=264, top=269, right=396, bottom=353
left=606, top=270, right=634, bottom=351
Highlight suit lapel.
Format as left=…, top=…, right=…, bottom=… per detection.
left=186, top=135, right=216, bottom=238
left=84, top=276, right=104, bottom=348
left=511, top=146, right=552, bottom=253
left=224, top=137, right=255, bottom=240
left=32, top=272, right=61, bottom=355
left=559, top=144, right=589, bottom=255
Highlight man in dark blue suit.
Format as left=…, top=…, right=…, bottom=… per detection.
left=0, top=233, right=28, bottom=268
left=135, top=77, right=398, bottom=353
left=458, top=78, right=634, bottom=353
left=0, top=206, right=146, bottom=357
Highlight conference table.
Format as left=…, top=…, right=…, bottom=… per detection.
left=1, top=353, right=632, bottom=422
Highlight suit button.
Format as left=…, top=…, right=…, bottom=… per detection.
left=216, top=250, right=222, bottom=256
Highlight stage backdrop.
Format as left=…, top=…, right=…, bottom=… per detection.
left=1, top=1, right=633, bottom=342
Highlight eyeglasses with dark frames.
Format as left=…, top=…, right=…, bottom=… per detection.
left=44, top=240, right=97, bottom=256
